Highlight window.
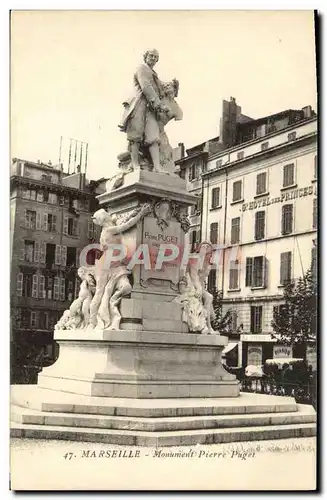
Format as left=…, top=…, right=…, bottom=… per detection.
left=48, top=193, right=57, bottom=204
left=216, top=159, right=223, bottom=169
left=32, top=275, right=38, bottom=298
left=61, top=245, right=67, bottom=266
left=210, top=222, right=218, bottom=244
left=24, top=240, right=34, bottom=262
left=53, top=277, right=60, bottom=300
left=41, top=174, right=52, bottom=182
left=189, top=164, right=197, bottom=181
left=314, top=155, right=317, bottom=179
left=256, top=172, right=267, bottom=195
left=281, top=204, right=293, bottom=235
left=283, top=163, right=295, bottom=187
left=254, top=211, right=265, bottom=240
left=22, top=189, right=30, bottom=200
left=39, top=275, right=45, bottom=298
left=261, top=142, right=269, bottom=151
left=231, top=217, right=240, bottom=244
left=46, top=213, right=57, bottom=232
left=195, top=196, right=202, bottom=213
left=25, top=210, right=36, bottom=229
left=30, top=311, right=37, bottom=329
left=280, top=252, right=292, bottom=285
left=237, top=151, right=244, bottom=160
left=245, top=256, right=266, bottom=288
left=232, top=180, right=242, bottom=202
left=229, top=261, right=239, bottom=290
left=87, top=219, right=96, bottom=239
left=60, top=278, right=66, bottom=300
left=17, top=273, right=23, bottom=297
left=55, top=245, right=62, bottom=265
left=64, top=217, right=79, bottom=236
left=30, top=190, right=36, bottom=201
left=207, top=269, right=216, bottom=293
left=313, top=198, right=317, bottom=229
left=250, top=306, right=263, bottom=333
left=22, top=275, right=32, bottom=298
left=211, top=187, right=220, bottom=209
left=287, top=131, right=296, bottom=141
left=39, top=311, right=49, bottom=330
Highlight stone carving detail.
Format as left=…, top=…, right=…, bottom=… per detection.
left=117, top=49, right=182, bottom=177
left=154, top=198, right=173, bottom=231
left=174, top=243, right=217, bottom=335
left=173, top=205, right=190, bottom=233
left=55, top=204, right=152, bottom=332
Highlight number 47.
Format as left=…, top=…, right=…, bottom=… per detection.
left=63, top=452, right=74, bottom=460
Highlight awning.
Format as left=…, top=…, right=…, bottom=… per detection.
left=265, top=358, right=303, bottom=365
left=222, top=342, right=238, bottom=355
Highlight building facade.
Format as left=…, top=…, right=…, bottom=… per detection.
left=10, top=159, right=99, bottom=382
left=176, top=99, right=317, bottom=368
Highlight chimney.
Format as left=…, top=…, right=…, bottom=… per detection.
left=302, top=105, right=313, bottom=118
left=178, top=142, right=185, bottom=158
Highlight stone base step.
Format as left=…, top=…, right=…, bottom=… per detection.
left=11, top=404, right=316, bottom=432
left=11, top=385, right=298, bottom=417
left=11, top=421, right=316, bottom=447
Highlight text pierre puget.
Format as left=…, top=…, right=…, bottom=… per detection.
left=64, top=448, right=255, bottom=460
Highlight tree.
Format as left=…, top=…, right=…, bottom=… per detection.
left=211, top=288, right=233, bottom=335
left=271, top=269, right=317, bottom=347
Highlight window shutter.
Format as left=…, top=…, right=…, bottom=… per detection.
left=87, top=219, right=94, bottom=239
left=60, top=278, right=66, bottom=300
left=32, top=274, right=38, bottom=298
left=63, top=216, right=68, bottom=235
left=40, top=242, right=46, bottom=263
left=52, top=215, right=57, bottom=232
left=61, top=245, right=67, bottom=266
left=76, top=248, right=81, bottom=268
left=245, top=258, right=253, bottom=286
left=53, top=277, right=60, bottom=300
left=55, top=245, right=62, bottom=265
left=196, top=229, right=201, bottom=243
left=250, top=306, right=255, bottom=333
left=17, top=273, right=23, bottom=296
left=36, top=211, right=42, bottom=230
left=210, top=223, right=218, bottom=244
left=39, top=275, right=45, bottom=298
left=43, top=212, right=48, bottom=231
left=34, top=241, right=40, bottom=262
left=73, top=219, right=79, bottom=236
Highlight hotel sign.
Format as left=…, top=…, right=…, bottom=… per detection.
left=241, top=334, right=277, bottom=342
left=242, top=185, right=316, bottom=212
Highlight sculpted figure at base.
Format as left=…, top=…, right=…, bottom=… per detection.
left=88, top=204, right=152, bottom=330
left=118, top=49, right=183, bottom=176
left=55, top=267, right=96, bottom=330
left=174, top=242, right=216, bottom=335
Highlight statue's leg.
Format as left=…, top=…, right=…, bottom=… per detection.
left=88, top=273, right=108, bottom=328
left=81, top=294, right=92, bottom=328
left=98, top=278, right=116, bottom=329
left=203, top=290, right=215, bottom=333
left=149, top=143, right=164, bottom=173
left=108, top=276, right=132, bottom=331
left=130, top=142, right=141, bottom=169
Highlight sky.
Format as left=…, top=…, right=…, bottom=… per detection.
left=10, top=10, right=317, bottom=180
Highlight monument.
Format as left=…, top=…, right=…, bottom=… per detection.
left=11, top=49, right=316, bottom=446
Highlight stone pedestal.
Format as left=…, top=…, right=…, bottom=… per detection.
left=38, top=329, right=239, bottom=398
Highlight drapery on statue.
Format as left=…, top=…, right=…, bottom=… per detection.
left=118, top=48, right=183, bottom=175
left=55, top=203, right=152, bottom=332
left=174, top=242, right=216, bottom=334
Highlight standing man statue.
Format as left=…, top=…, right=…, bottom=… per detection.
left=119, top=49, right=179, bottom=173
